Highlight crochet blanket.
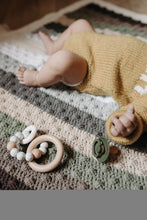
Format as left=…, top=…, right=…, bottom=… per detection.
left=0, top=3, right=147, bottom=190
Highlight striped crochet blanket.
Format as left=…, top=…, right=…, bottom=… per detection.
left=0, top=3, right=147, bottom=190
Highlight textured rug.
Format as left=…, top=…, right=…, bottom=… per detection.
left=0, top=3, right=147, bottom=190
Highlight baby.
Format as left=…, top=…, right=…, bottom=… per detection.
left=16, top=19, right=147, bottom=145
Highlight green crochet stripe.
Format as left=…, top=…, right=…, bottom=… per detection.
left=0, top=111, right=146, bottom=190
left=66, top=9, right=147, bottom=39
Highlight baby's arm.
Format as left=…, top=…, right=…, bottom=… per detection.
left=110, top=104, right=138, bottom=137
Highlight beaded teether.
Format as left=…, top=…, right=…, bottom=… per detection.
left=7, top=125, right=64, bottom=172
left=27, top=135, right=64, bottom=173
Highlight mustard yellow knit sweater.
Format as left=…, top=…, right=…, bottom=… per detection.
left=63, top=31, right=147, bottom=145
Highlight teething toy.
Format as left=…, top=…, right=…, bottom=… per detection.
left=27, top=135, right=64, bottom=173
left=92, top=137, right=119, bottom=162
left=92, top=137, right=110, bottom=163
left=7, top=125, right=64, bottom=172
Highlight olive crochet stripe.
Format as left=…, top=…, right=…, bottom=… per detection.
left=0, top=89, right=146, bottom=179
left=0, top=113, right=146, bottom=190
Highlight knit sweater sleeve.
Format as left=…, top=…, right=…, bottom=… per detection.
left=105, top=104, right=144, bottom=145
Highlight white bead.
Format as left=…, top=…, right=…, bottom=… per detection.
left=25, top=152, right=34, bottom=162
left=40, top=142, right=48, bottom=149
left=109, top=142, right=114, bottom=146
left=23, top=130, right=30, bottom=138
left=10, top=136, right=18, bottom=142
left=21, top=125, right=37, bottom=144
left=39, top=146, right=47, bottom=155
left=16, top=152, right=26, bottom=161
left=15, top=132, right=24, bottom=141
left=10, top=148, right=19, bottom=157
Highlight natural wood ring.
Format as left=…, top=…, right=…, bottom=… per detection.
left=27, top=135, right=64, bottom=172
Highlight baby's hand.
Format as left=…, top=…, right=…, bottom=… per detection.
left=110, top=104, right=138, bottom=137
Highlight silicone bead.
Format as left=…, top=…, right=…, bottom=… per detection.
left=23, top=130, right=30, bottom=138
left=25, top=152, right=34, bottom=162
left=40, top=142, right=48, bottom=149
left=17, top=152, right=26, bottom=160
left=39, top=146, right=47, bottom=155
left=10, top=148, right=19, bottom=157
left=15, top=132, right=24, bottom=141
left=21, top=125, right=37, bottom=144
left=10, top=136, right=18, bottom=142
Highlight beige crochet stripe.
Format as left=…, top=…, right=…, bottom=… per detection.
left=0, top=88, right=146, bottom=177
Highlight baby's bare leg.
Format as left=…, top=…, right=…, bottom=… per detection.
left=16, top=50, right=87, bottom=87
left=110, top=104, right=138, bottom=137
left=39, top=19, right=95, bottom=55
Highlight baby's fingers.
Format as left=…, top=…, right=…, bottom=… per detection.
left=127, top=104, right=135, bottom=114
left=124, top=105, right=138, bottom=127
left=110, top=125, right=119, bottom=136
left=119, top=115, right=134, bottom=129
left=110, top=115, right=125, bottom=136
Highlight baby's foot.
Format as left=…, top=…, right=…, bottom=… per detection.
left=110, top=104, right=138, bottom=137
left=39, top=31, right=54, bottom=55
left=16, top=67, right=39, bottom=87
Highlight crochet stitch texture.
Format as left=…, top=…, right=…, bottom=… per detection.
left=0, top=3, right=147, bottom=190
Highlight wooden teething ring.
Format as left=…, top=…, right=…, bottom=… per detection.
left=27, top=135, right=64, bottom=173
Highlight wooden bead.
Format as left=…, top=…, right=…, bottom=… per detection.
left=109, top=146, right=119, bottom=155
left=7, top=141, right=17, bottom=151
left=32, top=148, right=42, bottom=159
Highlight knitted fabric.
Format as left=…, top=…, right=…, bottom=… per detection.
left=0, top=3, right=147, bottom=190
left=63, top=31, right=147, bottom=145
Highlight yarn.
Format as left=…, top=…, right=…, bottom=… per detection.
left=0, top=3, right=147, bottom=189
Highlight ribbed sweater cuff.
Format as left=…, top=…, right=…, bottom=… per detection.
left=105, top=109, right=143, bottom=145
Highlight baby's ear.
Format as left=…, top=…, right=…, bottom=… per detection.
left=127, top=104, right=135, bottom=114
